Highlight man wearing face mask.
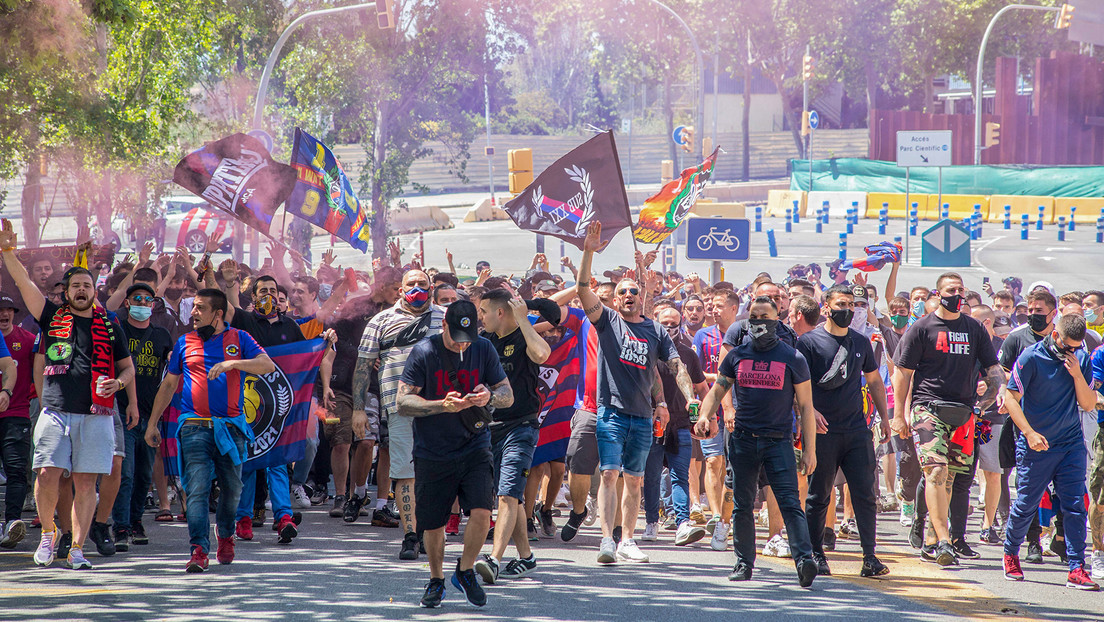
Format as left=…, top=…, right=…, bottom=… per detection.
left=1082, top=291, right=1104, bottom=338
left=355, top=269, right=445, bottom=561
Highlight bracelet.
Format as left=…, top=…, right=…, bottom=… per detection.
left=1, top=247, right=14, bottom=252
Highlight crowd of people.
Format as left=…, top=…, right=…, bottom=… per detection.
left=0, top=219, right=1102, bottom=608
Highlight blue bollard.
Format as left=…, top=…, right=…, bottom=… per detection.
left=1097, top=217, right=1104, bottom=243
left=851, top=201, right=860, bottom=225
left=1021, top=214, right=1029, bottom=240
left=822, top=202, right=830, bottom=224
left=894, top=235, right=903, bottom=251
left=785, top=207, right=793, bottom=233
left=878, top=209, right=887, bottom=235
left=792, top=200, right=800, bottom=224
left=846, top=208, right=854, bottom=234
left=1069, top=206, right=1077, bottom=231
left=1058, top=216, right=1067, bottom=242
left=767, top=229, right=778, bottom=257
left=815, top=208, right=823, bottom=234
left=838, top=232, right=847, bottom=261
left=755, top=206, right=762, bottom=232
left=973, top=212, right=983, bottom=240
left=1003, top=205, right=1011, bottom=230
left=909, top=203, right=919, bottom=236
left=1037, top=205, right=1045, bottom=230
left=941, top=203, right=949, bottom=220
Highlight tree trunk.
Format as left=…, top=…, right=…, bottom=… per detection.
left=369, top=103, right=390, bottom=263
left=742, top=32, right=752, bottom=182
left=20, top=151, right=42, bottom=248
left=776, top=74, right=803, bottom=155
left=865, top=59, right=876, bottom=128
left=664, top=75, right=677, bottom=166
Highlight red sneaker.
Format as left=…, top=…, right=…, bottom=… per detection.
left=1003, top=554, right=1024, bottom=581
left=276, top=515, right=298, bottom=544
left=216, top=536, right=235, bottom=565
left=1066, top=566, right=1100, bottom=591
left=235, top=516, right=253, bottom=541
left=445, top=513, right=461, bottom=536
left=186, top=546, right=209, bottom=573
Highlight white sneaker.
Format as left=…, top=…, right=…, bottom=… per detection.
left=689, top=504, right=705, bottom=524
left=584, top=496, right=598, bottom=526
left=900, top=501, right=915, bottom=527
left=776, top=535, right=791, bottom=557
left=616, top=538, right=649, bottom=563
left=641, top=522, right=659, bottom=542
left=705, top=515, right=720, bottom=535
left=763, top=534, right=790, bottom=557
left=675, top=520, right=707, bottom=546
left=291, top=484, right=311, bottom=509
left=710, top=522, right=730, bottom=551
left=34, top=530, right=58, bottom=566
left=1091, top=550, right=1104, bottom=580
left=597, top=537, right=617, bottom=564
left=757, top=506, right=770, bottom=527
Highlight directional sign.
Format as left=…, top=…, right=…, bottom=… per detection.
left=896, top=130, right=952, bottom=167
left=808, top=110, right=819, bottom=131
left=685, top=217, right=750, bottom=262
left=673, top=125, right=688, bottom=146
left=921, top=218, right=971, bottom=267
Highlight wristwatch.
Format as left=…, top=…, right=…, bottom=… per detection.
left=656, top=401, right=668, bottom=410
left=0, top=389, right=11, bottom=399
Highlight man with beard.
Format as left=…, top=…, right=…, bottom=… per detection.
left=0, top=296, right=29, bottom=550
left=682, top=296, right=708, bottom=337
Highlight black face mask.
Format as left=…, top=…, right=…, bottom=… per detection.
left=748, top=319, right=779, bottom=351
left=1045, top=335, right=1075, bottom=359
left=165, top=287, right=183, bottom=301
left=1014, top=313, right=1029, bottom=326
left=196, top=324, right=216, bottom=341
left=829, top=308, right=854, bottom=328
left=939, top=294, right=963, bottom=313
left=1028, top=313, right=1050, bottom=333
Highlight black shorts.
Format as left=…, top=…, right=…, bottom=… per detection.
left=415, top=448, right=494, bottom=531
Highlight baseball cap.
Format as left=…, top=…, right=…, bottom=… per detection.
left=0, top=296, right=18, bottom=312
left=445, top=300, right=479, bottom=344
left=126, top=283, right=156, bottom=298
left=851, top=284, right=870, bottom=305
left=533, top=279, right=558, bottom=293
left=992, top=312, right=1013, bottom=336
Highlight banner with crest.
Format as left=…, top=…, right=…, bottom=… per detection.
left=632, top=147, right=719, bottom=244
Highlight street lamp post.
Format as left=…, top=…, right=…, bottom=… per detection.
left=646, top=0, right=705, bottom=159
left=973, top=3, right=1061, bottom=165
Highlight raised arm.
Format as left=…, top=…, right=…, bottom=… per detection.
left=0, top=224, right=44, bottom=320
left=217, top=260, right=240, bottom=324
left=509, top=298, right=551, bottom=364
left=107, top=242, right=155, bottom=311
left=575, top=221, right=607, bottom=324
left=883, top=261, right=899, bottom=311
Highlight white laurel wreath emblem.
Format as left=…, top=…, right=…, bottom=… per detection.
left=531, top=185, right=544, bottom=211
left=564, top=165, right=594, bottom=235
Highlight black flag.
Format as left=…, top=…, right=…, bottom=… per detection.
left=503, top=131, right=632, bottom=251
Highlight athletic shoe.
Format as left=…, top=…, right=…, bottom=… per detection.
left=919, top=543, right=937, bottom=561
left=216, top=536, right=235, bottom=564
left=235, top=516, right=253, bottom=540
left=560, top=509, right=586, bottom=542
left=612, top=525, right=622, bottom=545
left=616, top=538, right=649, bottom=563
left=1003, top=554, right=1024, bottom=580
left=1025, top=541, right=1044, bottom=564
left=797, top=557, right=818, bottom=587
left=757, top=506, right=769, bottom=527
left=908, top=517, right=925, bottom=549
left=445, top=513, right=461, bottom=536
left=838, top=518, right=859, bottom=541
left=1066, top=566, right=1100, bottom=590
left=675, top=521, right=706, bottom=546
left=641, top=522, right=659, bottom=542
left=527, top=518, right=539, bottom=541
left=539, top=508, right=556, bottom=538
left=310, top=486, right=328, bottom=506
left=710, top=522, right=730, bottom=551
left=113, top=527, right=130, bottom=552
left=978, top=525, right=1000, bottom=545
left=935, top=540, right=958, bottom=567
left=372, top=506, right=400, bottom=528
left=814, top=553, right=831, bottom=576
left=500, top=554, right=536, bottom=579
left=861, top=555, right=890, bottom=577
left=474, top=553, right=499, bottom=584
left=291, top=484, right=311, bottom=509
left=877, top=493, right=899, bottom=513
left=1090, top=550, right=1104, bottom=580
left=597, top=537, right=617, bottom=564
left=251, top=507, right=265, bottom=528
left=399, top=531, right=420, bottom=561
left=952, top=538, right=981, bottom=560
left=663, top=511, right=679, bottom=531
left=56, top=532, right=72, bottom=560
left=728, top=560, right=752, bottom=581
left=451, top=560, right=487, bottom=607
left=704, top=515, right=720, bottom=535
left=185, top=546, right=208, bottom=573
left=329, top=495, right=346, bottom=519
left=900, top=501, right=915, bottom=527
left=689, top=504, right=706, bottom=524
left=89, top=521, right=116, bottom=556
left=33, top=530, right=58, bottom=566
left=23, top=495, right=36, bottom=513
left=584, top=496, right=598, bottom=526
left=342, top=494, right=366, bottom=523
left=0, top=519, right=26, bottom=549
left=276, top=515, right=298, bottom=544
left=421, top=578, right=445, bottom=608
left=823, top=526, right=837, bottom=551
left=67, top=547, right=93, bottom=570
left=132, top=522, right=148, bottom=545
left=1050, top=536, right=1068, bottom=564
left=763, top=534, right=790, bottom=558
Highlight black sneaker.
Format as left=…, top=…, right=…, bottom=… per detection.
left=612, top=525, right=622, bottom=545
left=561, top=509, right=587, bottom=542
left=952, top=538, right=981, bottom=560
left=1049, top=537, right=1068, bottom=563
left=920, top=543, right=937, bottom=561
left=474, top=553, right=499, bottom=584
left=823, top=527, right=837, bottom=551
left=451, top=560, right=487, bottom=607
left=728, top=560, right=753, bottom=581
left=420, top=577, right=445, bottom=608
left=343, top=494, right=365, bottom=523
left=526, top=518, right=539, bottom=542
left=1025, top=540, right=1044, bottom=564
left=501, top=554, right=536, bottom=579
left=539, top=509, right=555, bottom=538
left=252, top=507, right=265, bottom=528
left=113, top=527, right=130, bottom=553
left=908, top=518, right=925, bottom=549
left=935, top=540, right=958, bottom=567
left=329, top=495, right=346, bottom=519
left=399, top=531, right=419, bottom=561
left=978, top=525, right=999, bottom=545
left=861, top=555, right=890, bottom=577
left=131, top=522, right=149, bottom=545
left=814, top=553, right=831, bottom=576
left=797, top=557, right=818, bottom=588
left=310, top=486, right=328, bottom=506
left=57, top=532, right=73, bottom=560
left=89, top=521, right=116, bottom=556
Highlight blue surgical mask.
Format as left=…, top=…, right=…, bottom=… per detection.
left=1086, top=308, right=1099, bottom=324
left=129, top=305, right=153, bottom=321
left=911, top=300, right=924, bottom=318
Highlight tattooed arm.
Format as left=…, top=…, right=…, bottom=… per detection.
left=665, top=357, right=695, bottom=403
left=976, top=363, right=1006, bottom=412
left=695, top=374, right=735, bottom=436
left=395, top=381, right=471, bottom=417
left=488, top=378, right=514, bottom=410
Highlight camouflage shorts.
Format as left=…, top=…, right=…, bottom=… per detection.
left=911, top=403, right=975, bottom=476
left=1089, top=426, right=1104, bottom=507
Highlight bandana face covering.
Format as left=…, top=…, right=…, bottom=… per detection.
left=748, top=319, right=779, bottom=351
left=255, top=294, right=278, bottom=319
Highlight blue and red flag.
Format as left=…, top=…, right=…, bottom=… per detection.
left=532, top=309, right=589, bottom=467
left=841, top=241, right=901, bottom=272
left=286, top=128, right=371, bottom=253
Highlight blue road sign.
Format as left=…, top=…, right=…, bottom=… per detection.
left=921, top=219, right=971, bottom=267
left=686, top=218, right=750, bottom=261
left=809, top=110, right=819, bottom=131
left=672, top=125, right=687, bottom=146
left=248, top=129, right=274, bottom=153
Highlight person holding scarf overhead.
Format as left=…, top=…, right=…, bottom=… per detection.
left=0, top=226, right=136, bottom=571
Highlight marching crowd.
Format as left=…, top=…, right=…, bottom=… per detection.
left=0, top=218, right=1102, bottom=609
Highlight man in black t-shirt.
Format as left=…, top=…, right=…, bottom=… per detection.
left=891, top=272, right=1003, bottom=567
left=695, top=296, right=818, bottom=587
left=797, top=284, right=891, bottom=578
left=397, top=300, right=512, bottom=608
left=472, top=289, right=551, bottom=584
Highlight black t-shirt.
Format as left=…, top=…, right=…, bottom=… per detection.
left=482, top=327, right=541, bottom=430
left=895, top=312, right=998, bottom=407
left=999, top=325, right=1045, bottom=371
left=117, top=319, right=174, bottom=416
left=880, top=326, right=904, bottom=363
left=231, top=310, right=305, bottom=348
left=718, top=341, right=810, bottom=437
left=330, top=301, right=380, bottom=394
left=797, top=327, right=877, bottom=433
left=660, top=341, right=706, bottom=431
left=37, top=301, right=130, bottom=414
left=401, top=334, right=507, bottom=462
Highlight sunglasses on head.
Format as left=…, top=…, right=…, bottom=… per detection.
left=618, top=287, right=639, bottom=295
left=131, top=295, right=154, bottom=303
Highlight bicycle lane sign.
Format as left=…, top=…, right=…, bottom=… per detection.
left=685, top=217, right=750, bottom=261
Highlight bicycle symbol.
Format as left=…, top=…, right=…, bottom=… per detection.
left=696, top=227, right=741, bottom=253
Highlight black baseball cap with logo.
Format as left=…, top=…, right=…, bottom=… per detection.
left=445, top=300, right=479, bottom=343
left=0, top=296, right=18, bottom=312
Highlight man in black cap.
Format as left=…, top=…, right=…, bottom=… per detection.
left=396, top=300, right=513, bottom=608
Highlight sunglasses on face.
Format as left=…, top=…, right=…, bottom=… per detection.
left=131, top=295, right=155, bottom=303
left=618, top=288, right=639, bottom=295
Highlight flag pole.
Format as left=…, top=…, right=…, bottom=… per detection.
left=607, top=130, right=640, bottom=257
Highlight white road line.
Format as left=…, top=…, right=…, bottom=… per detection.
left=970, top=236, right=1001, bottom=273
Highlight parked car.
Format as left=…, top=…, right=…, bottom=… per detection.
left=172, top=205, right=235, bottom=254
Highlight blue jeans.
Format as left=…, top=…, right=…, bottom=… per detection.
left=291, top=433, right=319, bottom=486
left=596, top=406, right=653, bottom=477
left=728, top=428, right=812, bottom=567
left=1004, top=440, right=1088, bottom=570
left=236, top=465, right=292, bottom=522
left=179, top=423, right=247, bottom=553
left=644, top=428, right=692, bottom=524
left=112, top=416, right=155, bottom=530
left=492, top=425, right=539, bottom=501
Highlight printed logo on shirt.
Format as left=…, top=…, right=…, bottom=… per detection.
left=47, top=342, right=72, bottom=362
left=737, top=359, right=786, bottom=389
left=618, top=333, right=649, bottom=369
left=504, top=345, right=515, bottom=357
left=935, top=331, right=971, bottom=355
left=10, top=341, right=20, bottom=351
left=225, top=344, right=240, bottom=357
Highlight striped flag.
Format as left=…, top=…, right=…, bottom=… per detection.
left=532, top=309, right=589, bottom=467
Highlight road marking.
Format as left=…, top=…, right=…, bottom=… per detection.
left=1039, top=257, right=1054, bottom=262
left=970, top=236, right=1001, bottom=274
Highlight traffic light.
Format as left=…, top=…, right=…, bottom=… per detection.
left=680, top=126, right=694, bottom=153
left=375, top=0, right=394, bottom=29
left=1055, top=3, right=1074, bottom=28
left=802, top=54, right=814, bottom=80
left=508, top=148, right=533, bottom=195
left=984, top=121, right=1000, bottom=147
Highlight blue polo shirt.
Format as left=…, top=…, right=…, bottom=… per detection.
left=1008, top=340, right=1092, bottom=447
left=1090, top=345, right=1104, bottom=424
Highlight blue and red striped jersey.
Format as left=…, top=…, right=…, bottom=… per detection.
left=167, top=328, right=265, bottom=419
